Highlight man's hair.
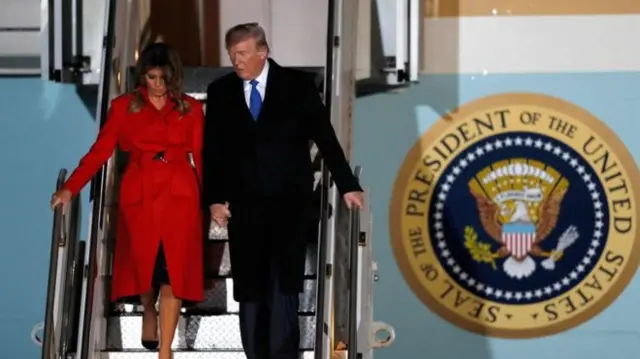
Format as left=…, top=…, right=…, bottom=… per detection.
left=225, top=22, right=270, bottom=52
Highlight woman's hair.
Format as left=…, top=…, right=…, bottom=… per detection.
left=129, top=42, right=190, bottom=115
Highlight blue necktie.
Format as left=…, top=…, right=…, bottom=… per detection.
left=249, top=80, right=262, bottom=121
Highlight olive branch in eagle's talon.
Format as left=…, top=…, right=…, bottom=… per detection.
left=464, top=226, right=500, bottom=270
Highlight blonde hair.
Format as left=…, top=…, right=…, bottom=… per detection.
left=225, top=22, right=270, bottom=53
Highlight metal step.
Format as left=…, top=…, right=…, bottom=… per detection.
left=93, top=351, right=315, bottom=359
left=111, top=278, right=317, bottom=315
left=107, top=315, right=315, bottom=350
left=111, top=240, right=318, bottom=315
left=101, top=220, right=319, bottom=358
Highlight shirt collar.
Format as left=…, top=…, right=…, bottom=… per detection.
left=244, top=60, right=270, bottom=88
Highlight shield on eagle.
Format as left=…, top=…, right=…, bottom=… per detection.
left=501, top=222, right=537, bottom=259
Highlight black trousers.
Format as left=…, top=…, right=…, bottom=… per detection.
left=229, top=195, right=307, bottom=359
left=239, top=262, right=300, bottom=359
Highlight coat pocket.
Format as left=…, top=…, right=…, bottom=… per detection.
left=119, top=171, right=143, bottom=206
left=169, top=165, right=200, bottom=199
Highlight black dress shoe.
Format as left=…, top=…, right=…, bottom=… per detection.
left=141, top=339, right=159, bottom=350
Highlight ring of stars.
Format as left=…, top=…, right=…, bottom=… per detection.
left=432, top=136, right=606, bottom=302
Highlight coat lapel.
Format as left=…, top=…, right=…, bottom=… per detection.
left=230, top=75, right=254, bottom=122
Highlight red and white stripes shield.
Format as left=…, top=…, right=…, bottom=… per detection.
left=501, top=222, right=537, bottom=258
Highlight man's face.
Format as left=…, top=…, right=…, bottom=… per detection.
left=228, top=37, right=267, bottom=81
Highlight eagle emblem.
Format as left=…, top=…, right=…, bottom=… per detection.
left=465, top=159, right=580, bottom=279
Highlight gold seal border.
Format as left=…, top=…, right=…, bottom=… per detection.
left=389, top=92, right=640, bottom=338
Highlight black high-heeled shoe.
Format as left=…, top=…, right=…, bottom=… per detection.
left=141, top=339, right=159, bottom=350
left=141, top=310, right=159, bottom=350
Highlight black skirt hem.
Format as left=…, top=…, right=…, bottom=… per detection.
left=112, top=242, right=197, bottom=308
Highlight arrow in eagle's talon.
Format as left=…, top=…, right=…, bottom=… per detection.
left=551, top=251, right=563, bottom=261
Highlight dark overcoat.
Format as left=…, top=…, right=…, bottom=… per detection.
left=202, top=59, right=361, bottom=301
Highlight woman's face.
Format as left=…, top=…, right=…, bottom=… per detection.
left=144, top=68, right=166, bottom=97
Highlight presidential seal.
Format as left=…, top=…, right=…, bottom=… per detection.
left=390, top=93, right=640, bottom=338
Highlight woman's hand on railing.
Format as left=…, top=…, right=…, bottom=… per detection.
left=51, top=188, right=72, bottom=210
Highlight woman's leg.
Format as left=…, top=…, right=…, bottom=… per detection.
left=158, top=284, right=182, bottom=359
left=140, top=289, right=159, bottom=348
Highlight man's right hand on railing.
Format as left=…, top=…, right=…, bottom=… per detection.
left=343, top=191, right=364, bottom=210
left=50, top=188, right=72, bottom=210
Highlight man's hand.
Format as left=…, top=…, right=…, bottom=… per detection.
left=343, top=191, right=364, bottom=210
left=209, top=203, right=231, bottom=226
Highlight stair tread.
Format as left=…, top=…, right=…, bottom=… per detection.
left=103, top=224, right=321, bottom=354
left=69, top=351, right=314, bottom=359
left=107, top=315, right=315, bottom=350
left=111, top=278, right=317, bottom=315
left=103, top=348, right=313, bottom=355
left=111, top=311, right=316, bottom=317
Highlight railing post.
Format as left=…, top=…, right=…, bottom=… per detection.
left=347, top=166, right=362, bottom=359
left=77, top=1, right=131, bottom=358
left=42, top=169, right=82, bottom=359
left=59, top=194, right=82, bottom=355
left=42, top=169, right=67, bottom=359
left=314, top=1, right=339, bottom=359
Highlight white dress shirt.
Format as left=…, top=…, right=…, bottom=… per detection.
left=243, top=60, right=270, bottom=108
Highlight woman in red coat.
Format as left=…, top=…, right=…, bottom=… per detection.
left=50, top=43, right=204, bottom=359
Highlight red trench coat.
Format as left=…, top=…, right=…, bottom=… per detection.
left=63, top=88, right=204, bottom=302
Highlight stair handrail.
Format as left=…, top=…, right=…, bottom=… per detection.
left=58, top=181, right=83, bottom=356
left=313, top=135, right=333, bottom=359
left=314, top=1, right=339, bottom=358
left=347, top=166, right=362, bottom=359
left=77, top=0, right=118, bottom=357
left=42, top=169, right=67, bottom=359
left=42, top=169, right=82, bottom=359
